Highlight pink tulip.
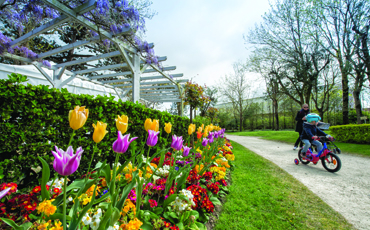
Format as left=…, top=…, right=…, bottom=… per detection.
left=51, top=146, right=83, bottom=176
left=113, top=131, right=138, bottom=153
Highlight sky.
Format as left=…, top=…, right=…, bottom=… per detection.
left=144, top=0, right=271, bottom=90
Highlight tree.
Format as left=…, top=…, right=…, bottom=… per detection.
left=218, top=62, right=253, bottom=132
left=199, top=86, right=218, bottom=117
left=246, top=0, right=331, bottom=108
left=184, top=81, right=209, bottom=122
left=307, top=0, right=357, bottom=124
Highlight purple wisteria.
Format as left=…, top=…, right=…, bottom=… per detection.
left=51, top=146, right=83, bottom=176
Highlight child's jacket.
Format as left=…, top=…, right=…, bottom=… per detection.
left=300, top=122, right=327, bottom=140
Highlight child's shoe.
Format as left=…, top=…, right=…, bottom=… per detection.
left=293, top=146, right=298, bottom=150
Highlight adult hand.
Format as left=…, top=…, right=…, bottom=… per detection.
left=302, top=116, right=306, bottom=121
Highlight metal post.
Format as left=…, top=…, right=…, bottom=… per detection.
left=132, top=53, right=141, bottom=103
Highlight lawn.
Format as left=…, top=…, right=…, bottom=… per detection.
left=214, top=141, right=355, bottom=230
left=227, top=130, right=370, bottom=157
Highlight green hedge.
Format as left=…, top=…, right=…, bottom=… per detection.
left=0, top=74, right=198, bottom=189
left=329, top=124, right=370, bottom=144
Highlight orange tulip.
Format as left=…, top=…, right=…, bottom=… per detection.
left=196, top=131, right=203, bottom=139
left=68, top=106, right=89, bottom=130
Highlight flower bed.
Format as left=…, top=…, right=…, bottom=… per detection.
left=0, top=106, right=234, bottom=230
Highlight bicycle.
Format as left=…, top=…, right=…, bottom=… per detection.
left=294, top=136, right=342, bottom=173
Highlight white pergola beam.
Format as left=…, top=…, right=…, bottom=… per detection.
left=89, top=71, right=132, bottom=80
left=53, top=51, right=121, bottom=68
left=143, top=66, right=176, bottom=73
left=115, top=79, right=187, bottom=87
left=141, top=89, right=179, bottom=93
left=73, top=63, right=129, bottom=75
left=141, top=74, right=183, bottom=80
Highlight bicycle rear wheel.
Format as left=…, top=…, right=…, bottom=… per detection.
left=321, top=153, right=341, bottom=173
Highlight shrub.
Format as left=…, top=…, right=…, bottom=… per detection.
left=0, top=73, right=199, bottom=189
left=329, top=124, right=370, bottom=144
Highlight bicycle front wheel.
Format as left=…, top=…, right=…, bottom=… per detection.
left=321, top=153, right=341, bottom=173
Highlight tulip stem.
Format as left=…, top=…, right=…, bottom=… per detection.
left=63, top=175, right=67, bottom=230
left=85, top=143, right=97, bottom=184
left=68, top=130, right=75, bottom=147
left=111, top=153, right=120, bottom=206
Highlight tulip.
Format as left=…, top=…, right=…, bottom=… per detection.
left=183, top=146, right=191, bottom=157
left=164, top=122, right=172, bottom=134
left=52, top=146, right=83, bottom=176
left=208, top=135, right=214, bottom=144
left=197, top=126, right=203, bottom=133
left=196, top=131, right=203, bottom=139
left=208, top=132, right=214, bottom=139
left=147, top=130, right=160, bottom=147
left=144, top=118, right=159, bottom=132
left=0, top=187, right=11, bottom=200
left=144, top=118, right=152, bottom=132
left=68, top=106, right=89, bottom=130
left=202, top=138, right=208, bottom=147
left=214, top=131, right=219, bottom=139
left=116, top=115, right=128, bottom=134
left=188, top=124, right=196, bottom=135
left=171, top=135, right=184, bottom=151
left=92, top=121, right=108, bottom=143
left=112, top=131, right=138, bottom=153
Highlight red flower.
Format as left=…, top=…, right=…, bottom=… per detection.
left=148, top=199, right=157, bottom=208
left=32, top=186, right=41, bottom=194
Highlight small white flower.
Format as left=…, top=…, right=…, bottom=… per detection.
left=82, top=213, right=92, bottom=225
left=67, top=196, right=73, bottom=203
left=90, top=218, right=101, bottom=230
left=93, top=208, right=102, bottom=218
left=113, top=224, right=119, bottom=230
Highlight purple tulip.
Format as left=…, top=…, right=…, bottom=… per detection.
left=113, top=131, right=138, bottom=153
left=146, top=130, right=160, bottom=147
left=214, top=131, right=219, bottom=139
left=183, top=145, right=191, bottom=157
left=208, top=132, right=214, bottom=139
left=208, top=135, right=214, bottom=144
left=52, top=146, right=83, bottom=176
left=0, top=187, right=11, bottom=199
left=202, top=138, right=208, bottom=147
left=171, top=135, right=184, bottom=151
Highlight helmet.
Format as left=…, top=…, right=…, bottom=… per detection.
left=306, top=113, right=321, bottom=123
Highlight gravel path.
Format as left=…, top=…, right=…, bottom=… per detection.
left=226, top=135, right=370, bottom=230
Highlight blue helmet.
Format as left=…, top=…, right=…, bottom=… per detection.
left=306, top=113, right=321, bottom=123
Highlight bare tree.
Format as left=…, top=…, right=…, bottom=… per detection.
left=218, top=62, right=253, bottom=131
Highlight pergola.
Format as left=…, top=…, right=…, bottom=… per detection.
left=0, top=0, right=187, bottom=116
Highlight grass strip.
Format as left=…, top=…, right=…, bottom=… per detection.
left=228, top=130, right=370, bottom=157
left=214, top=141, right=355, bottom=230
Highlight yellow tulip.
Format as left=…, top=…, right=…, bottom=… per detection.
left=144, top=118, right=159, bottom=132
left=188, top=123, right=196, bottom=135
left=116, top=115, right=128, bottom=134
left=151, top=119, right=159, bottom=132
left=92, top=121, right=108, bottom=143
left=164, top=122, right=172, bottom=134
left=197, top=126, right=203, bottom=133
left=68, top=106, right=89, bottom=130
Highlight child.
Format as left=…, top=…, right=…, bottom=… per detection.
left=300, top=113, right=331, bottom=156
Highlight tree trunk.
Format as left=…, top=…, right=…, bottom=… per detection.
left=274, top=100, right=279, bottom=131
left=190, top=106, right=193, bottom=123
left=353, top=89, right=362, bottom=124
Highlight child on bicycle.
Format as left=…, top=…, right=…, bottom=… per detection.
left=300, top=113, right=332, bottom=156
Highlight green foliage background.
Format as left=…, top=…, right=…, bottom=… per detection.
left=0, top=74, right=199, bottom=189
left=330, top=124, right=370, bottom=144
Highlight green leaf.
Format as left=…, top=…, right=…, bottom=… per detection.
left=38, top=156, right=50, bottom=200
left=210, top=196, right=222, bottom=206
left=162, top=194, right=178, bottom=210
left=0, top=217, right=30, bottom=230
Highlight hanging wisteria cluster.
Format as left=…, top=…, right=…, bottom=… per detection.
left=0, top=0, right=162, bottom=70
